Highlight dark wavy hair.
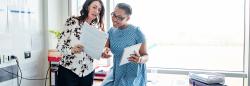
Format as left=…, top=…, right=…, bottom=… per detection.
left=78, top=0, right=105, bottom=31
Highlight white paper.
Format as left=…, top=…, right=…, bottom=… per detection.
left=120, top=43, right=142, bottom=66
left=80, top=22, right=108, bottom=60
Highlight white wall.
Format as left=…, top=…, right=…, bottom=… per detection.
left=0, top=0, right=47, bottom=86
left=48, top=0, right=69, bottom=49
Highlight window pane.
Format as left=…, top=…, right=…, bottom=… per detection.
left=113, top=0, right=245, bottom=71
left=71, top=0, right=86, bottom=16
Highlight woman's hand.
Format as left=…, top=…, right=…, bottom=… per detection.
left=128, top=51, right=141, bottom=63
left=102, top=47, right=111, bottom=58
left=72, top=44, right=84, bottom=54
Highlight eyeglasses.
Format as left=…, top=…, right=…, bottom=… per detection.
left=111, top=12, right=126, bottom=21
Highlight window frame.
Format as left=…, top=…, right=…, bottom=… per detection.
left=69, top=0, right=249, bottom=85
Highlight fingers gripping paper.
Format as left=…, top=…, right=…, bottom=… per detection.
left=120, top=43, right=142, bottom=66
left=80, top=22, right=108, bottom=60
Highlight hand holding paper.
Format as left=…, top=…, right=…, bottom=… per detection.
left=71, top=44, right=84, bottom=54
left=120, top=43, right=142, bottom=66
left=128, top=51, right=140, bottom=63
left=102, top=47, right=112, bottom=58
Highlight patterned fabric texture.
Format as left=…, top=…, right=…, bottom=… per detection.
left=57, top=17, right=95, bottom=77
left=101, top=24, right=147, bottom=86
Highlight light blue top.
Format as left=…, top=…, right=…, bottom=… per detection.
left=102, top=24, right=147, bottom=86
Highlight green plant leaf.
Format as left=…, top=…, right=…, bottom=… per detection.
left=49, top=29, right=61, bottom=39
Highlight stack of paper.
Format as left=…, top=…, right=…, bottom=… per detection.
left=189, top=72, right=225, bottom=85
left=189, top=79, right=225, bottom=86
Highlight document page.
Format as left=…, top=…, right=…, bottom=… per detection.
left=80, top=22, right=108, bottom=60
left=120, top=43, right=142, bottom=66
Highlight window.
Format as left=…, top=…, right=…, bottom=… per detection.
left=113, top=0, right=245, bottom=71
left=71, top=0, right=85, bottom=16
left=113, top=0, right=247, bottom=85
left=71, top=0, right=249, bottom=85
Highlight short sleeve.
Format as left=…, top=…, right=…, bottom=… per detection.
left=135, top=27, right=146, bottom=44
left=107, top=28, right=113, bottom=39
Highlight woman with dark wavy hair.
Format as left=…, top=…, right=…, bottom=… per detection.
left=56, top=0, right=105, bottom=86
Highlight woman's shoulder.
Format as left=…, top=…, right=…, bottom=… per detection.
left=127, top=24, right=141, bottom=31
left=61, top=16, right=81, bottom=34
left=65, top=16, right=80, bottom=26
left=67, top=16, right=80, bottom=21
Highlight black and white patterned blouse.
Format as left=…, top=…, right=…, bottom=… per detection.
left=57, top=17, right=95, bottom=77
